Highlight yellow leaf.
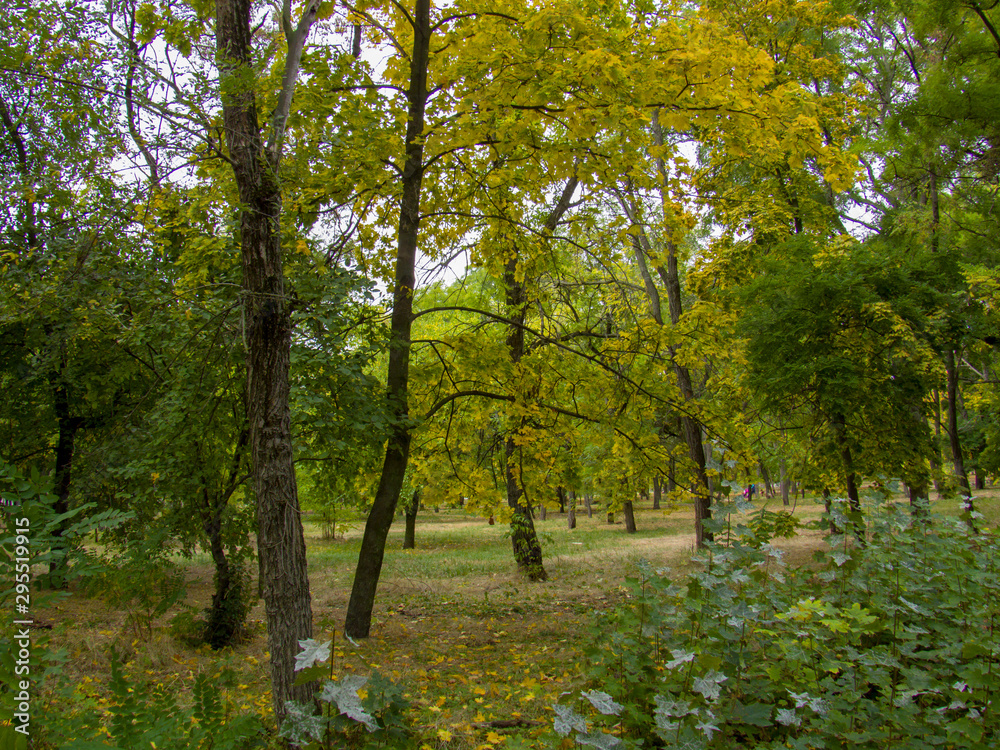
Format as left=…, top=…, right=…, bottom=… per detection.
left=437, top=729, right=453, bottom=742
left=486, top=731, right=504, bottom=744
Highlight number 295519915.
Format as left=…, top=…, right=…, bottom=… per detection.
left=13, top=516, right=29, bottom=608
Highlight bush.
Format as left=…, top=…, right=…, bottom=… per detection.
left=37, top=649, right=264, bottom=749
left=83, top=529, right=187, bottom=641
left=283, top=638, right=413, bottom=749
left=550, top=502, right=1000, bottom=748
left=204, top=560, right=254, bottom=650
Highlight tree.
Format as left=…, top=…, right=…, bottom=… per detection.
left=214, top=0, right=320, bottom=716
left=0, top=0, right=152, bottom=583
left=345, top=0, right=431, bottom=640
left=737, top=235, right=939, bottom=534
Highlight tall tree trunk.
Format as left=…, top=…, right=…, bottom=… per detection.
left=946, top=349, right=976, bottom=528
left=215, top=0, right=319, bottom=718
left=346, top=0, right=430, bottom=637
left=202, top=425, right=249, bottom=649
left=931, top=392, right=943, bottom=497
left=652, top=475, right=661, bottom=510
left=780, top=458, right=790, bottom=507
left=585, top=493, right=593, bottom=518
left=620, top=153, right=712, bottom=546
left=759, top=461, right=774, bottom=498
left=567, top=490, right=576, bottom=530
left=499, top=175, right=577, bottom=580
left=832, top=416, right=864, bottom=542
left=666, top=280, right=712, bottom=547
left=505, top=436, right=546, bottom=579
left=203, top=497, right=235, bottom=649
left=403, top=487, right=420, bottom=550
left=503, top=259, right=547, bottom=580
left=47, top=369, right=80, bottom=587
left=623, top=500, right=637, bottom=533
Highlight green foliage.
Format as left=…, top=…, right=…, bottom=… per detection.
left=83, top=530, right=187, bottom=640
left=745, top=506, right=802, bottom=547
left=283, top=639, right=413, bottom=749
left=0, top=460, right=129, bottom=745
left=39, top=650, right=263, bottom=749
left=552, top=505, right=1000, bottom=748
left=0, top=459, right=134, bottom=588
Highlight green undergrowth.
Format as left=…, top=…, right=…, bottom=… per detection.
left=549, top=499, right=1000, bottom=749
left=18, top=492, right=1000, bottom=749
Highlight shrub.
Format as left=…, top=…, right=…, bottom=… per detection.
left=283, top=637, right=413, bottom=749
left=37, top=649, right=264, bottom=749
left=84, top=529, right=187, bottom=641
left=550, top=501, right=999, bottom=748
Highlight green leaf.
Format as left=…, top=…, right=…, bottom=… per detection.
left=731, top=700, right=773, bottom=727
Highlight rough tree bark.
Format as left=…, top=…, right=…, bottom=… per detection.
left=215, top=0, right=320, bottom=720
left=345, top=0, right=430, bottom=638
left=623, top=499, right=637, bottom=533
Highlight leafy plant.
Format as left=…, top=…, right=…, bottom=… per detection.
left=38, top=648, right=264, bottom=749
left=550, top=501, right=1000, bottom=748
left=746, top=506, right=802, bottom=546
left=283, top=636, right=413, bottom=749
left=84, top=529, right=187, bottom=640
left=0, top=459, right=132, bottom=748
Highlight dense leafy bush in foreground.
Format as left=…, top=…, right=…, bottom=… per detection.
left=554, top=502, right=999, bottom=749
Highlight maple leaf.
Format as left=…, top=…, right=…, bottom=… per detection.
left=577, top=731, right=622, bottom=749
left=279, top=700, right=325, bottom=745
left=654, top=695, right=695, bottom=718
left=582, top=690, right=623, bottom=716
left=319, top=675, right=378, bottom=731
left=692, top=670, right=727, bottom=701
left=696, top=718, right=720, bottom=739
left=294, top=639, right=331, bottom=671
left=776, top=708, right=801, bottom=727
left=553, top=704, right=587, bottom=736
left=665, top=649, right=696, bottom=670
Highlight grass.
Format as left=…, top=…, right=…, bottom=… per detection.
left=33, top=487, right=1000, bottom=749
